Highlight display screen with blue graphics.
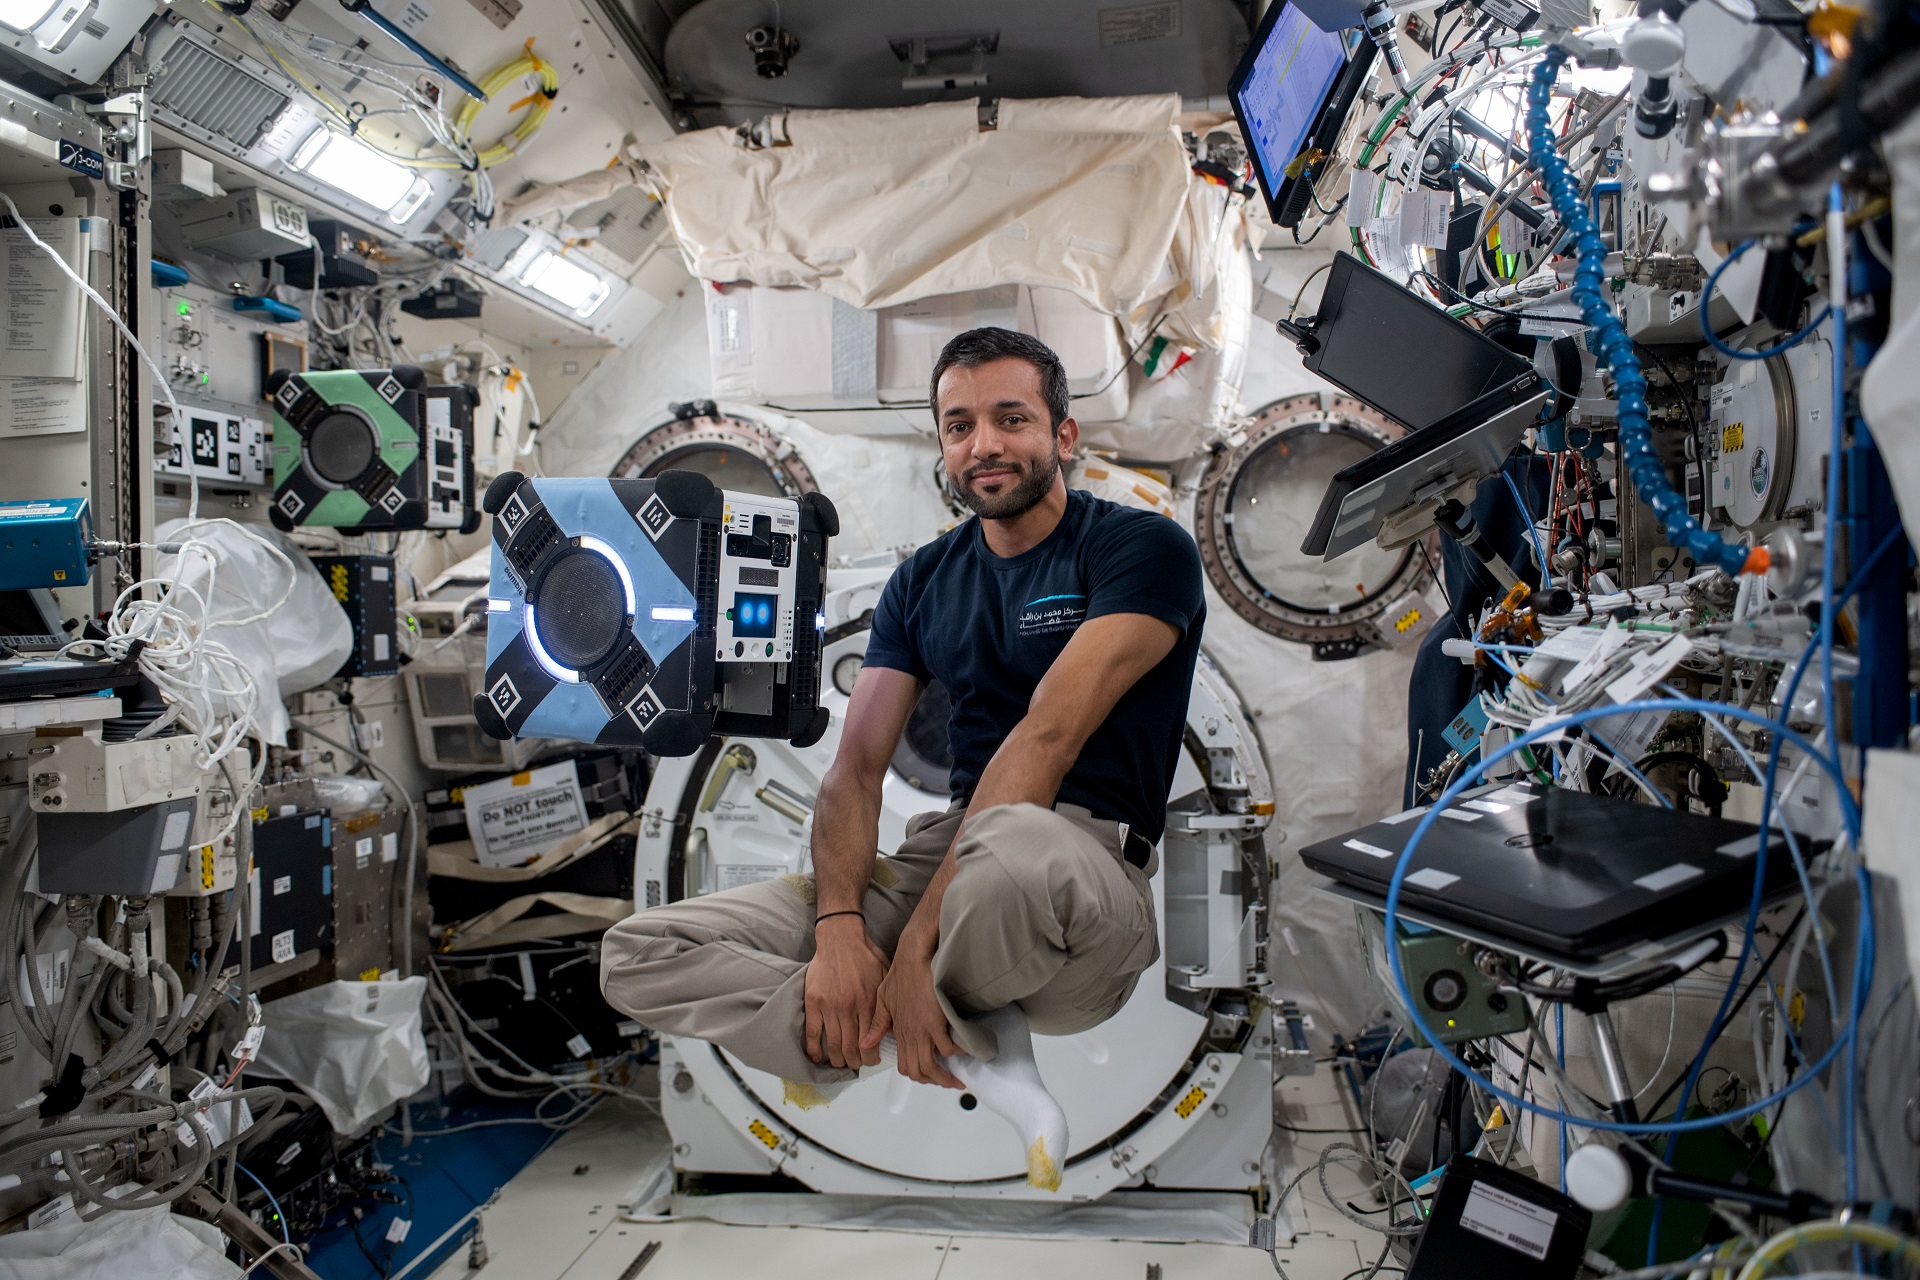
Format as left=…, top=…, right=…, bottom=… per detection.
left=1234, top=3, right=1349, bottom=203
left=731, top=593, right=777, bottom=638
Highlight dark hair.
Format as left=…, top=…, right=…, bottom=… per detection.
left=928, top=327, right=1070, bottom=433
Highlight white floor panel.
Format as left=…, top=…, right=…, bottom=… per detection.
left=563, top=1221, right=955, bottom=1279
left=429, top=1060, right=1386, bottom=1280
left=422, top=1098, right=668, bottom=1280
left=935, top=1232, right=1348, bottom=1279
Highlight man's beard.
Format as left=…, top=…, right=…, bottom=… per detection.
left=950, top=452, right=1059, bottom=520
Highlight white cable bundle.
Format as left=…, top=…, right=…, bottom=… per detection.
left=0, top=189, right=311, bottom=850
left=59, top=521, right=298, bottom=846
left=100, top=525, right=295, bottom=759
left=1536, top=569, right=1725, bottom=631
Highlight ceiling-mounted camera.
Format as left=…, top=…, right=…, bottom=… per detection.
left=744, top=25, right=798, bottom=79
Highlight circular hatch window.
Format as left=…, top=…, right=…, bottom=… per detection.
left=1196, top=394, right=1433, bottom=658
left=609, top=408, right=817, bottom=498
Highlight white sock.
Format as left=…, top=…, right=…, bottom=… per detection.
left=943, top=1005, right=1069, bottom=1192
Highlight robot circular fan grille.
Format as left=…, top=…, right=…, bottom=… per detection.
left=646, top=624, right=1268, bottom=1186
left=531, top=548, right=628, bottom=671
left=305, top=410, right=379, bottom=485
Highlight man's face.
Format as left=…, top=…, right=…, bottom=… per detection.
left=934, top=357, right=1076, bottom=520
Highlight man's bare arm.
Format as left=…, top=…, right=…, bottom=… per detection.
left=868, top=612, right=1181, bottom=1085
left=804, top=663, right=923, bottom=1069
left=811, top=664, right=923, bottom=911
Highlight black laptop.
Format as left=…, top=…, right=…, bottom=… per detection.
left=1299, top=783, right=1804, bottom=959
left=1295, top=253, right=1549, bottom=560
left=0, top=589, right=141, bottom=701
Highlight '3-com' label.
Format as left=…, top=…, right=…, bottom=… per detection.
left=57, top=141, right=104, bottom=180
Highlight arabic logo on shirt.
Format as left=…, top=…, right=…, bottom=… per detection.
left=1018, top=592, right=1087, bottom=636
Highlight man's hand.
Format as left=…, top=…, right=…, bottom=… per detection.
left=804, top=916, right=889, bottom=1069
left=865, top=941, right=964, bottom=1089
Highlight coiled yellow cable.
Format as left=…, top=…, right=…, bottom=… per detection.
left=454, top=39, right=560, bottom=170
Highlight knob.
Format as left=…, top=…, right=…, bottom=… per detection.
left=1565, top=1143, right=1634, bottom=1212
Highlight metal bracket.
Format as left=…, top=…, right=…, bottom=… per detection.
left=88, top=92, right=144, bottom=116
left=1275, top=1000, right=1315, bottom=1078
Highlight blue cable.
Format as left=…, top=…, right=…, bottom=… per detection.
left=1556, top=1004, right=1567, bottom=1194
left=1466, top=644, right=1668, bottom=801
left=1647, top=640, right=1820, bottom=1264
left=1503, top=469, right=1551, bottom=582
left=1474, top=646, right=1531, bottom=682
left=1821, top=174, right=1861, bottom=1207
left=1633, top=521, right=1902, bottom=1263
left=1378, top=695, right=1870, bottom=1138
left=1525, top=52, right=1857, bottom=1252
left=1525, top=52, right=1756, bottom=580
left=1581, top=725, right=1674, bottom=810
left=1698, top=241, right=1833, bottom=361
left=236, top=1163, right=292, bottom=1245
left=1820, top=212, right=1847, bottom=782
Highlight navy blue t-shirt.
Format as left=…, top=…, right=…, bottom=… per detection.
left=864, top=490, right=1205, bottom=842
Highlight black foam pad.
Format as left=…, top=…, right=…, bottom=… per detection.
left=790, top=706, right=831, bottom=750
left=482, top=471, right=523, bottom=515
left=643, top=715, right=713, bottom=757
left=802, top=490, right=841, bottom=538
left=653, top=469, right=716, bottom=518
left=472, top=693, right=511, bottom=741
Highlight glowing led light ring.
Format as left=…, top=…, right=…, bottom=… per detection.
left=576, top=535, right=636, bottom=616
left=521, top=603, right=579, bottom=684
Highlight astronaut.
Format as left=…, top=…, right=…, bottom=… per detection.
left=601, top=328, right=1206, bottom=1188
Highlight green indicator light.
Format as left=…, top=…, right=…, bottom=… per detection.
left=175, top=301, right=192, bottom=317
left=765, top=642, right=774, bottom=657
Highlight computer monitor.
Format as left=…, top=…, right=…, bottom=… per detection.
left=1305, top=253, right=1532, bottom=432
left=0, top=589, right=63, bottom=641
left=1295, top=254, right=1549, bottom=560
left=1229, top=1, right=1371, bottom=227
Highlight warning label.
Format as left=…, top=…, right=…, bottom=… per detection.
left=716, top=864, right=781, bottom=891
left=463, top=762, right=587, bottom=867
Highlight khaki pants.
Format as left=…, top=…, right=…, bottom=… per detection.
left=599, top=802, right=1159, bottom=1084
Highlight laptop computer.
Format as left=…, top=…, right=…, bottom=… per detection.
left=0, top=653, right=142, bottom=701
left=1293, top=253, right=1550, bottom=560
left=1299, top=783, right=1803, bottom=960
left=0, top=589, right=141, bottom=701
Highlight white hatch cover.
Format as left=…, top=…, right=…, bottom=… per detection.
left=640, top=623, right=1268, bottom=1184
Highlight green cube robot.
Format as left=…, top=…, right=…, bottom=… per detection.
left=266, top=366, right=476, bottom=534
